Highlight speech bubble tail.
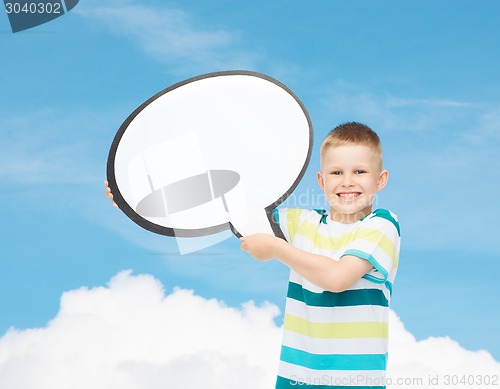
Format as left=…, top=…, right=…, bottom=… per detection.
left=231, top=209, right=274, bottom=237
left=221, top=175, right=278, bottom=237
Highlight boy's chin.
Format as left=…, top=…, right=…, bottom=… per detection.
left=329, top=203, right=372, bottom=214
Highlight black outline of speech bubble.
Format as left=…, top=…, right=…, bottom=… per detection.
left=107, top=70, right=313, bottom=239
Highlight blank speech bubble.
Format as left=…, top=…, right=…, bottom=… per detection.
left=107, top=71, right=313, bottom=239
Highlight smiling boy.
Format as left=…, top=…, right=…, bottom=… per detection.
left=240, top=122, right=401, bottom=388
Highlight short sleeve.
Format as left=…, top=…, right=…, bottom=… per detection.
left=273, top=208, right=304, bottom=243
left=341, top=209, right=401, bottom=285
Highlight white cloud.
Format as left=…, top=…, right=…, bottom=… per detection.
left=0, top=271, right=498, bottom=389
left=320, top=87, right=478, bottom=134
left=385, top=97, right=475, bottom=109
left=388, top=311, right=500, bottom=388
left=0, top=271, right=281, bottom=389
left=76, top=0, right=258, bottom=71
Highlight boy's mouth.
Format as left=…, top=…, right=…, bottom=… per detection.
left=336, top=192, right=362, bottom=201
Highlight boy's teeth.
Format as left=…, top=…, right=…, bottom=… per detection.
left=339, top=193, right=359, bottom=198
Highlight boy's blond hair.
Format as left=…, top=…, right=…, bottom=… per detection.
left=320, top=122, right=383, bottom=170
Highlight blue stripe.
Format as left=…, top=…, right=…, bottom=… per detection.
left=280, top=346, right=387, bottom=371
left=385, top=281, right=393, bottom=296
left=276, top=376, right=385, bottom=388
left=342, top=249, right=389, bottom=282
left=362, top=274, right=385, bottom=284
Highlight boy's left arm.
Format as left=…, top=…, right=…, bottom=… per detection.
left=240, top=233, right=373, bottom=293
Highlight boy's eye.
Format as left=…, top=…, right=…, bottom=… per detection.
left=330, top=171, right=342, bottom=175
left=354, top=170, right=366, bottom=175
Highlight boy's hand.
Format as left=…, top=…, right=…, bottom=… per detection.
left=104, top=180, right=118, bottom=208
left=240, top=233, right=286, bottom=261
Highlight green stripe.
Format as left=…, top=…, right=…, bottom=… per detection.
left=280, top=346, right=387, bottom=371
left=276, top=376, right=385, bottom=388
left=273, top=208, right=280, bottom=225
left=371, top=209, right=400, bottom=236
left=314, top=208, right=328, bottom=224
left=287, top=282, right=388, bottom=307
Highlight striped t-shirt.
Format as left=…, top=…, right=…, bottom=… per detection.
left=274, top=208, right=400, bottom=389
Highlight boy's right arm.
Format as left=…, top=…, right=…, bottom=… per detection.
left=104, top=180, right=118, bottom=208
left=240, top=233, right=373, bottom=293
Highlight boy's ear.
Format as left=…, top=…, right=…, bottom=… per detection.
left=377, top=170, right=389, bottom=191
left=317, top=171, right=325, bottom=191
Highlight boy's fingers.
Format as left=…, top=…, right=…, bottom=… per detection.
left=103, top=180, right=118, bottom=208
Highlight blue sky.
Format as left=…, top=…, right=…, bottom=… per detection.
left=1, top=0, right=499, bottom=368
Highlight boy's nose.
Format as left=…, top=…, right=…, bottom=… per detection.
left=341, top=174, right=355, bottom=187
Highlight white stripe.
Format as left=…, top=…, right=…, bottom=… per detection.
left=278, top=361, right=387, bottom=387
left=285, top=298, right=388, bottom=323
left=350, top=276, right=387, bottom=291
left=282, top=330, right=388, bottom=354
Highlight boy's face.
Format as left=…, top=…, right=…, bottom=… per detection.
left=317, top=144, right=388, bottom=224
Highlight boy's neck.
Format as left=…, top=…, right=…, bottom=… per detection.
left=329, top=206, right=373, bottom=224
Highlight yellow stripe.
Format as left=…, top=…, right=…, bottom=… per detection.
left=356, top=228, right=398, bottom=268
left=286, top=209, right=303, bottom=242
left=298, top=220, right=357, bottom=250
left=297, top=222, right=398, bottom=268
left=284, top=314, right=388, bottom=339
